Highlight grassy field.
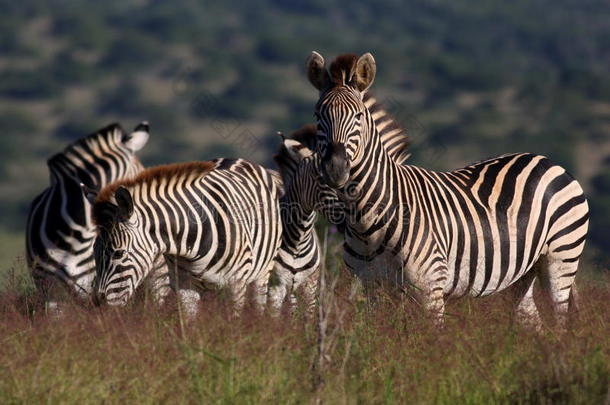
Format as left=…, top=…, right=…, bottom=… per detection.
left=0, top=254, right=608, bottom=404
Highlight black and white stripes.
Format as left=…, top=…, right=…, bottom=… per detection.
left=92, top=159, right=282, bottom=315
left=26, top=122, right=151, bottom=311
left=307, top=52, right=589, bottom=328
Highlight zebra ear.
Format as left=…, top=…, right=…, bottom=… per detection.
left=284, top=138, right=313, bottom=161
left=306, top=51, right=330, bottom=91
left=122, top=121, right=150, bottom=152
left=355, top=53, right=376, bottom=92
left=114, top=187, right=134, bottom=221
left=80, top=183, right=98, bottom=205
left=92, top=201, right=118, bottom=228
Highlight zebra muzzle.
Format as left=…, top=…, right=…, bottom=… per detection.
left=322, top=142, right=350, bottom=188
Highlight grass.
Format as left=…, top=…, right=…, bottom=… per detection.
left=0, top=254, right=608, bottom=404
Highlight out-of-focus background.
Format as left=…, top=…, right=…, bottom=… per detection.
left=0, top=0, right=609, bottom=271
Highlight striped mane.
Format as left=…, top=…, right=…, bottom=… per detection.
left=329, top=54, right=359, bottom=87
left=47, top=123, right=124, bottom=171
left=95, top=161, right=217, bottom=205
left=273, top=125, right=317, bottom=186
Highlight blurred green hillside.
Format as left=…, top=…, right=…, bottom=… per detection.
left=0, top=0, right=609, bottom=270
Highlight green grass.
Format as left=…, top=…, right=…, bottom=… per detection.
left=0, top=255, right=608, bottom=404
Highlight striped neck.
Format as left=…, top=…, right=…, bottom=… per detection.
left=342, top=114, right=414, bottom=230
left=280, top=159, right=319, bottom=254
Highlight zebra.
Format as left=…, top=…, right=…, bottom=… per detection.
left=25, top=122, right=170, bottom=314
left=91, top=159, right=282, bottom=317
left=305, top=52, right=589, bottom=329
left=268, top=95, right=412, bottom=315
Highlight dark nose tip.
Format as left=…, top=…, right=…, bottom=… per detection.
left=322, top=143, right=350, bottom=188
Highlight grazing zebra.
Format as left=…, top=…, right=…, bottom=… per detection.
left=269, top=98, right=412, bottom=314
left=25, top=122, right=168, bottom=313
left=306, top=52, right=589, bottom=328
left=92, top=159, right=282, bottom=317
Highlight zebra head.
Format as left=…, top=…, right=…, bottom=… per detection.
left=92, top=186, right=154, bottom=306
left=306, top=52, right=377, bottom=188
left=274, top=126, right=346, bottom=227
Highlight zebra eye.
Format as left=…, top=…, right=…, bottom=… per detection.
left=355, top=111, right=363, bottom=119
left=112, top=249, right=126, bottom=260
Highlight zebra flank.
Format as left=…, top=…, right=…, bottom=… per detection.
left=92, top=159, right=282, bottom=315
left=26, top=122, right=152, bottom=308
left=307, top=52, right=589, bottom=329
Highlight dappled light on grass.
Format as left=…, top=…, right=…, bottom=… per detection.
left=0, top=273, right=608, bottom=403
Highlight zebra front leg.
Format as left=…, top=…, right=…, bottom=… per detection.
left=253, top=277, right=270, bottom=316
left=413, top=263, right=448, bottom=327
left=148, top=256, right=171, bottom=307
left=177, top=289, right=201, bottom=320
left=167, top=260, right=201, bottom=320
left=300, top=267, right=320, bottom=320
left=229, top=280, right=249, bottom=318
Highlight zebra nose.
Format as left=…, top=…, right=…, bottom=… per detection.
left=322, top=142, right=350, bottom=188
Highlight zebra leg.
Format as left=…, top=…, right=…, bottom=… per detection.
left=300, top=268, right=319, bottom=319
left=167, top=260, right=201, bottom=320
left=510, top=270, right=542, bottom=331
left=253, top=277, right=269, bottom=316
left=268, top=267, right=292, bottom=317
left=413, top=264, right=448, bottom=327
left=422, top=287, right=445, bottom=327
left=148, top=257, right=171, bottom=307
left=34, top=275, right=70, bottom=318
left=539, top=256, right=580, bottom=332
left=229, top=281, right=249, bottom=318
left=177, top=289, right=201, bottom=320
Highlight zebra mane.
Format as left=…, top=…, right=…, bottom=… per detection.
left=47, top=123, right=125, bottom=173
left=329, top=54, right=359, bottom=87
left=95, top=161, right=217, bottom=206
left=274, top=125, right=317, bottom=186
left=363, top=93, right=411, bottom=164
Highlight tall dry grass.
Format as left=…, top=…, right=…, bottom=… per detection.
left=0, top=255, right=608, bottom=404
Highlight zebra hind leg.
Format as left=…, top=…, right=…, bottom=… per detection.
left=422, top=287, right=445, bottom=327
left=267, top=268, right=292, bottom=317
left=510, top=269, right=542, bottom=331
left=539, top=255, right=580, bottom=332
